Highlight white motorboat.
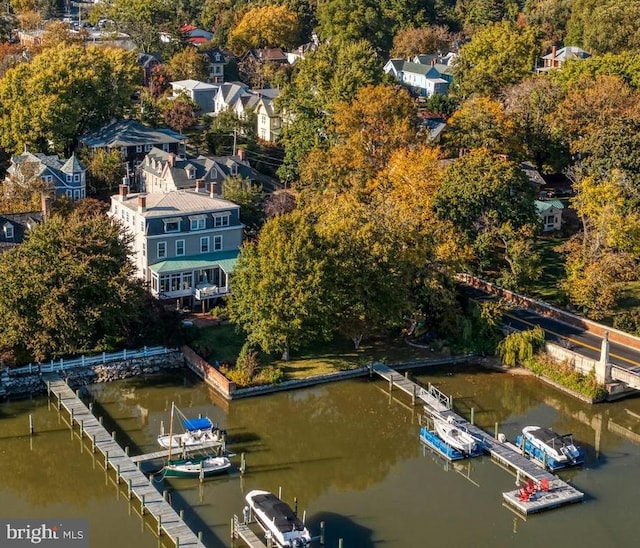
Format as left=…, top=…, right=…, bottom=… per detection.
left=517, top=426, right=583, bottom=469
left=433, top=415, right=477, bottom=454
left=245, top=490, right=312, bottom=548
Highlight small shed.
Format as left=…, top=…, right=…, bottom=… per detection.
left=535, top=199, right=564, bottom=232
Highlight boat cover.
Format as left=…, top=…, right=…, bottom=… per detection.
left=528, top=427, right=568, bottom=446
left=251, top=493, right=306, bottom=533
left=182, top=417, right=213, bottom=431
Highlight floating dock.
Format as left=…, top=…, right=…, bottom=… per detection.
left=130, top=440, right=225, bottom=464
left=370, top=362, right=585, bottom=515
left=44, top=374, right=206, bottom=548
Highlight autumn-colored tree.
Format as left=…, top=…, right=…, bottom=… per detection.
left=582, top=2, right=640, bottom=54
left=453, top=21, right=538, bottom=98
left=0, top=159, right=50, bottom=214
left=390, top=26, right=453, bottom=59
left=0, top=44, right=139, bottom=154
left=221, top=175, right=264, bottom=237
left=37, top=20, right=85, bottom=51
left=166, top=48, right=209, bottom=82
left=228, top=5, right=301, bottom=54
left=299, top=84, right=418, bottom=193
left=161, top=95, right=197, bottom=134
left=81, top=148, right=127, bottom=196
left=0, top=42, right=24, bottom=79
left=503, top=76, right=570, bottom=172
left=17, top=9, right=42, bottom=31
left=444, top=96, right=515, bottom=156
left=10, top=0, right=54, bottom=16
left=523, top=0, right=572, bottom=46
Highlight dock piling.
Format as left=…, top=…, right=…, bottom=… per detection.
left=163, top=490, right=168, bottom=501
left=128, top=479, right=132, bottom=500
left=240, top=452, right=246, bottom=474
left=278, top=486, right=282, bottom=500
left=320, top=521, right=325, bottom=545
left=294, top=497, right=298, bottom=515
left=198, top=532, right=203, bottom=542
left=470, top=407, right=475, bottom=425
left=116, top=464, right=120, bottom=483
left=160, top=420, right=164, bottom=436
left=494, top=422, right=499, bottom=439
left=158, top=514, right=162, bottom=536
left=111, top=430, right=116, bottom=441
left=105, top=450, right=109, bottom=469
left=29, top=414, right=34, bottom=435
left=92, top=434, right=96, bottom=453
left=141, top=494, right=145, bottom=515
left=339, top=539, right=343, bottom=548
left=88, top=402, right=93, bottom=413
left=199, top=462, right=204, bottom=483
left=180, top=510, right=184, bottom=520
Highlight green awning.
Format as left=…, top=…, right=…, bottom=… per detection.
left=149, top=249, right=239, bottom=274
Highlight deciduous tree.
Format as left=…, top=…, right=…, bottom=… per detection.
left=390, top=25, right=453, bottom=59
left=0, top=211, right=147, bottom=362
left=0, top=44, right=139, bottom=154
left=453, top=21, right=537, bottom=98
left=227, top=5, right=301, bottom=54
left=166, top=48, right=209, bottom=82
left=228, top=211, right=333, bottom=360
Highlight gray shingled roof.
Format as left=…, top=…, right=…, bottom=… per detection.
left=80, top=119, right=186, bottom=148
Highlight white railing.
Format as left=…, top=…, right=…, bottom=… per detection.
left=4, top=346, right=176, bottom=377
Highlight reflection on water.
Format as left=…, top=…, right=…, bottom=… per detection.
left=2, top=364, right=640, bottom=547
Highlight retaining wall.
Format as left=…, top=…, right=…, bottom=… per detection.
left=182, top=345, right=236, bottom=398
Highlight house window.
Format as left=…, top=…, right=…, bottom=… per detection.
left=144, top=144, right=152, bottom=151
left=544, top=215, right=554, bottom=225
left=200, top=236, right=209, bottom=253
left=157, top=241, right=167, bottom=259
left=176, top=240, right=185, bottom=256
left=213, top=214, right=229, bottom=227
left=136, top=145, right=143, bottom=153
left=140, top=220, right=145, bottom=232
left=120, top=147, right=127, bottom=156
left=74, top=174, right=80, bottom=183
left=66, top=174, right=72, bottom=183
left=66, top=190, right=72, bottom=197
left=163, top=219, right=180, bottom=233
left=162, top=143, right=170, bottom=152
left=190, top=217, right=206, bottom=230
left=213, top=235, right=222, bottom=251
left=43, top=175, right=52, bottom=183
left=3, top=224, right=14, bottom=239
left=142, top=242, right=146, bottom=256
left=261, top=115, right=267, bottom=125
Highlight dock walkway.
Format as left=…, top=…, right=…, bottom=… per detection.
left=43, top=374, right=205, bottom=548
left=130, top=439, right=224, bottom=464
left=231, top=515, right=267, bottom=548
left=370, top=362, right=584, bottom=514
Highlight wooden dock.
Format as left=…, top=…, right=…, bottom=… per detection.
left=43, top=374, right=206, bottom=548
left=370, top=363, right=585, bottom=514
left=231, top=514, right=267, bottom=548
left=130, top=440, right=224, bottom=464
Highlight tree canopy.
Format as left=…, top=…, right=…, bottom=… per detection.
left=0, top=210, right=148, bottom=362
left=227, top=5, right=301, bottom=54
left=0, top=44, right=138, bottom=154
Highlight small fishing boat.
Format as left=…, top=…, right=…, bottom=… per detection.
left=164, top=454, right=232, bottom=478
left=516, top=426, right=583, bottom=470
left=157, top=415, right=223, bottom=449
left=433, top=415, right=478, bottom=454
left=245, top=490, right=311, bottom=548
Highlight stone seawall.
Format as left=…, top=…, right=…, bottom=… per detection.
left=0, top=352, right=184, bottom=399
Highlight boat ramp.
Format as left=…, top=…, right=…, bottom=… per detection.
left=370, top=362, right=585, bottom=515
left=44, top=374, right=206, bottom=548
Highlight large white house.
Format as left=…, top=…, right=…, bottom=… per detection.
left=109, top=186, right=243, bottom=310
left=384, top=53, right=455, bottom=97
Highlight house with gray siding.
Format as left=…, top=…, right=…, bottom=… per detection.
left=109, top=186, right=243, bottom=309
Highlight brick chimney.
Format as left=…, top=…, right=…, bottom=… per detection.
left=431, top=57, right=436, bottom=67
left=41, top=194, right=51, bottom=220
left=237, top=148, right=246, bottom=162
left=118, top=183, right=128, bottom=202
left=137, top=194, right=146, bottom=213
left=167, top=153, right=175, bottom=167
left=551, top=45, right=557, bottom=67
left=210, top=182, right=216, bottom=197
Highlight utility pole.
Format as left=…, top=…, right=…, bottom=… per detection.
left=232, top=128, right=237, bottom=156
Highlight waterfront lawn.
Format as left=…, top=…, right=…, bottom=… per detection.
left=527, top=235, right=568, bottom=306
left=190, top=325, right=439, bottom=380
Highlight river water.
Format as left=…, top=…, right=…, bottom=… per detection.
left=1, top=364, right=640, bottom=548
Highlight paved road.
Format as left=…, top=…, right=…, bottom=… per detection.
left=463, top=286, right=640, bottom=372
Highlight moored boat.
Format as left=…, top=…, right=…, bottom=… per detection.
left=515, top=426, right=583, bottom=470
left=245, top=490, right=311, bottom=547
left=433, top=415, right=478, bottom=454
left=164, top=454, right=232, bottom=478
left=157, top=416, right=223, bottom=449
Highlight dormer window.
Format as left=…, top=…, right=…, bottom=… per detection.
left=185, top=165, right=196, bottom=179
left=231, top=164, right=238, bottom=175
left=3, top=223, right=14, bottom=239
left=213, top=213, right=230, bottom=227
left=162, top=218, right=181, bottom=233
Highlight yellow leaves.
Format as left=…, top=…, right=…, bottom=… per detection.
left=228, top=5, right=300, bottom=54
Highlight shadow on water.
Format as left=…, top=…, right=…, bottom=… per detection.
left=311, top=512, right=375, bottom=548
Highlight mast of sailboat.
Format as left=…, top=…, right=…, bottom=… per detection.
left=167, top=401, right=175, bottom=462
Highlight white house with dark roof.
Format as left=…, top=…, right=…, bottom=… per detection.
left=6, top=151, right=87, bottom=200
left=139, top=147, right=263, bottom=194
left=79, top=119, right=186, bottom=174
left=383, top=57, right=453, bottom=97
left=109, top=186, right=243, bottom=309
